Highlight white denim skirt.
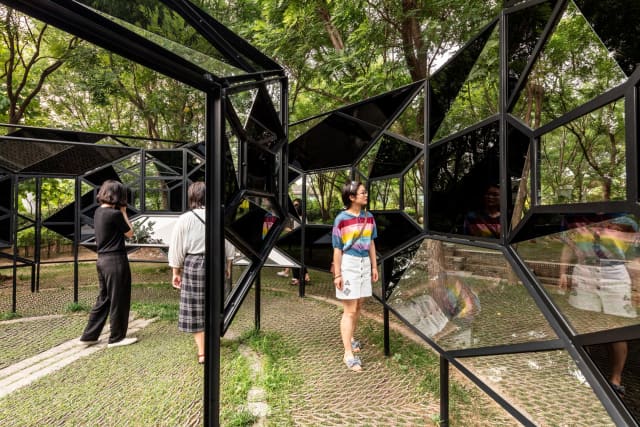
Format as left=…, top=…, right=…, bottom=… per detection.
left=336, top=253, right=372, bottom=300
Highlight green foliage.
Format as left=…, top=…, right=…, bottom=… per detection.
left=65, top=302, right=90, bottom=313
left=0, top=311, right=21, bottom=321
left=131, top=302, right=179, bottom=322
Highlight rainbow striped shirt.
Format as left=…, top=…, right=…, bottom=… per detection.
left=332, top=210, right=377, bottom=257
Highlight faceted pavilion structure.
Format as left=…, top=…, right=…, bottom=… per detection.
left=2, top=0, right=640, bottom=425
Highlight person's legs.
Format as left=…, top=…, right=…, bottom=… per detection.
left=609, top=341, right=628, bottom=387
left=341, top=298, right=361, bottom=371
left=195, top=331, right=205, bottom=363
left=80, top=259, right=110, bottom=341
left=107, top=255, right=132, bottom=343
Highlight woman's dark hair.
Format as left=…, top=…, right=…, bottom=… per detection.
left=97, top=180, right=128, bottom=207
left=188, top=181, right=206, bottom=209
left=341, top=180, right=362, bottom=207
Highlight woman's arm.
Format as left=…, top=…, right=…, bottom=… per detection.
left=120, top=206, right=134, bottom=239
left=333, top=247, right=344, bottom=290
left=369, top=240, right=378, bottom=283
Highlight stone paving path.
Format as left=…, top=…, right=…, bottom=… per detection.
left=0, top=317, right=155, bottom=399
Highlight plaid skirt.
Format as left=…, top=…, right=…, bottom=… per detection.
left=178, top=254, right=205, bottom=332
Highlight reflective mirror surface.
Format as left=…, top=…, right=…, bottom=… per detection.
left=539, top=100, right=625, bottom=205
left=514, top=213, right=640, bottom=334
left=388, top=238, right=557, bottom=350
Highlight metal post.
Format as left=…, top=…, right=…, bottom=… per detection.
left=73, top=177, right=81, bottom=302
left=299, top=172, right=306, bottom=298
left=255, top=272, right=261, bottom=331
left=204, top=84, right=223, bottom=427
left=440, top=355, right=449, bottom=426
left=382, top=262, right=390, bottom=356
left=34, top=176, right=42, bottom=292
left=11, top=173, right=18, bottom=313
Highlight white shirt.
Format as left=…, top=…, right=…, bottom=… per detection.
left=168, top=208, right=206, bottom=268
left=168, top=208, right=236, bottom=269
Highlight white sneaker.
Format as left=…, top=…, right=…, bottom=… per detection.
left=276, top=271, right=288, bottom=277
left=107, top=337, right=138, bottom=348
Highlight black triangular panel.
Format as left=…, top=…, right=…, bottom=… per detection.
left=429, top=21, right=497, bottom=141
left=369, top=135, right=422, bottom=179
left=507, top=0, right=557, bottom=101
left=245, top=86, right=284, bottom=149
left=341, top=81, right=424, bottom=129
left=574, top=0, right=640, bottom=76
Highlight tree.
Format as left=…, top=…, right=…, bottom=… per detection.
left=0, top=7, right=79, bottom=124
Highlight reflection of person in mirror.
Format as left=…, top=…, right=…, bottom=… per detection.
left=559, top=215, right=639, bottom=398
left=262, top=200, right=277, bottom=240
left=463, top=183, right=501, bottom=238
left=332, top=181, right=378, bottom=372
left=168, top=182, right=232, bottom=364
left=277, top=199, right=299, bottom=279
left=80, top=180, right=136, bottom=348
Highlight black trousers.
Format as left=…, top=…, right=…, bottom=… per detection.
left=81, top=252, right=131, bottom=343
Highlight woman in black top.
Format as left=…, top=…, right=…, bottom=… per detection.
left=79, top=180, right=137, bottom=348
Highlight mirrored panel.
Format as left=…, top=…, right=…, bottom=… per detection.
left=341, top=82, right=423, bottom=128
left=388, top=87, right=424, bottom=143
left=369, top=134, right=421, bottom=179
left=228, top=88, right=258, bottom=128
left=244, top=85, right=284, bottom=150
left=355, top=137, right=381, bottom=181
left=246, top=143, right=277, bottom=193
left=428, top=122, right=500, bottom=236
left=144, top=179, right=182, bottom=212
left=225, top=195, right=281, bottom=258
left=145, top=151, right=183, bottom=178
left=507, top=124, right=531, bottom=232
left=584, top=338, right=640, bottom=419
left=370, top=178, right=401, bottom=211
left=403, top=158, right=424, bottom=226
left=512, top=2, right=627, bottom=128
left=369, top=212, right=421, bottom=258
left=432, top=25, right=500, bottom=142
left=276, top=225, right=333, bottom=272
left=574, top=0, right=640, bottom=76
left=129, top=214, right=178, bottom=247
left=288, top=115, right=327, bottom=142
left=514, top=213, right=640, bottom=334
left=506, top=0, right=556, bottom=102
left=539, top=100, right=625, bottom=205
left=288, top=114, right=379, bottom=172
left=457, top=350, right=614, bottom=426
left=75, top=0, right=249, bottom=76
left=380, top=240, right=422, bottom=300
left=224, top=241, right=252, bottom=303
left=429, top=22, right=497, bottom=141
left=388, top=238, right=557, bottom=350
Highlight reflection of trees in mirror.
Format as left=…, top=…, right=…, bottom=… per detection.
left=370, top=178, right=400, bottom=210
left=513, top=2, right=627, bottom=128
left=540, top=101, right=625, bottom=204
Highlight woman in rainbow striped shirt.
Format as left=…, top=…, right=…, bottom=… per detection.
left=332, top=181, right=378, bottom=372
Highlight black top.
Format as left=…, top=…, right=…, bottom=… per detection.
left=94, top=206, right=130, bottom=254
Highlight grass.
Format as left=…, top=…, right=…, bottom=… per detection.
left=0, top=262, right=513, bottom=426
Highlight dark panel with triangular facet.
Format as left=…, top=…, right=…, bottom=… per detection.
left=429, top=21, right=497, bottom=141
left=276, top=225, right=333, bottom=271
left=507, top=0, right=557, bottom=101
left=341, top=81, right=424, bottom=129
left=369, top=134, right=422, bottom=179
left=370, top=211, right=422, bottom=258
left=428, top=121, right=500, bottom=235
left=574, top=0, right=640, bottom=76
left=289, top=114, right=379, bottom=172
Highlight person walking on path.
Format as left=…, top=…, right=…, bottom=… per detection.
left=168, top=182, right=233, bottom=364
left=332, top=180, right=378, bottom=371
left=80, top=180, right=137, bottom=348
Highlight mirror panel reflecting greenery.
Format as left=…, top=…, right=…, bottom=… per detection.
left=512, top=1, right=626, bottom=128
left=539, top=100, right=625, bottom=205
